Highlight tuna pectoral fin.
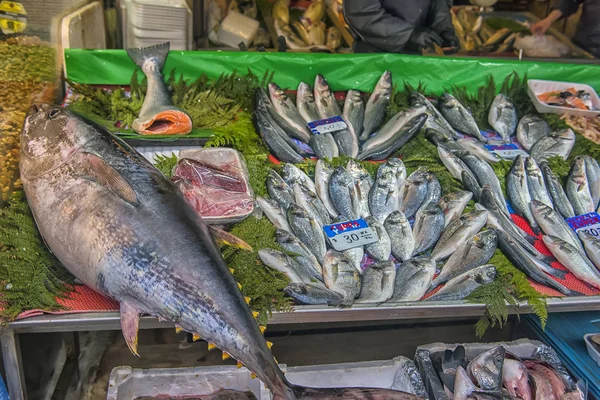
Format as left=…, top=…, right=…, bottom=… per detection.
left=209, top=226, right=253, bottom=251
left=79, top=153, right=139, bottom=206
left=120, top=302, right=141, bottom=356
left=291, top=385, right=424, bottom=399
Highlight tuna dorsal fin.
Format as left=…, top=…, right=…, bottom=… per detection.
left=208, top=226, right=253, bottom=251
left=79, top=152, right=139, bottom=206
left=120, top=302, right=140, bottom=356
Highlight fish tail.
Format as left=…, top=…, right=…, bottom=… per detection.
left=126, top=42, right=170, bottom=71
left=290, top=385, right=422, bottom=399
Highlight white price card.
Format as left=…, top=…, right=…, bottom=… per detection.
left=484, top=143, right=528, bottom=160
left=307, top=116, right=348, bottom=135
left=323, top=218, right=378, bottom=251
left=566, top=212, right=600, bottom=237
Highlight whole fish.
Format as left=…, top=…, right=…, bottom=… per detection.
left=266, top=170, right=295, bottom=210
left=462, top=170, right=483, bottom=202
left=361, top=70, right=392, bottom=141
left=566, top=157, right=596, bottom=216
left=126, top=43, right=192, bottom=135
left=22, top=104, right=419, bottom=400
left=438, top=93, right=486, bottom=142
left=322, top=250, right=362, bottom=301
left=254, top=89, right=304, bottom=164
left=431, top=230, right=497, bottom=288
left=430, top=209, right=488, bottom=261
left=296, top=82, right=320, bottom=123
left=502, top=359, right=533, bottom=400
left=439, top=190, right=473, bottom=227
left=437, top=143, right=472, bottom=182
left=314, top=159, right=338, bottom=218
left=258, top=248, right=323, bottom=284
left=333, top=128, right=359, bottom=158
left=578, top=230, right=600, bottom=270
left=540, top=161, right=575, bottom=219
left=426, top=264, right=496, bottom=301
left=507, top=155, right=540, bottom=234
left=364, top=216, right=392, bottom=262
left=358, top=114, right=427, bottom=161
left=425, top=127, right=455, bottom=146
left=580, top=155, right=600, bottom=209
left=457, top=138, right=500, bottom=163
left=357, top=260, right=396, bottom=303
left=369, top=171, right=398, bottom=223
left=530, top=129, right=575, bottom=163
left=400, top=169, right=429, bottom=219
left=392, top=256, right=436, bottom=301
left=347, top=159, right=373, bottom=218
left=422, top=171, right=441, bottom=209
left=314, top=74, right=341, bottom=119
left=284, top=283, right=343, bottom=305
left=516, top=114, right=550, bottom=150
left=257, top=197, right=291, bottom=231
left=531, top=200, right=583, bottom=252
left=467, top=346, right=505, bottom=390
left=543, top=235, right=600, bottom=290
left=293, top=183, right=331, bottom=227
left=310, top=132, right=339, bottom=159
left=282, top=164, right=316, bottom=193
left=343, top=89, right=365, bottom=140
left=343, top=247, right=364, bottom=273
left=379, top=157, right=407, bottom=210
left=488, top=94, right=517, bottom=143
left=410, top=91, right=458, bottom=139
left=275, top=229, right=322, bottom=276
left=329, top=166, right=360, bottom=221
left=412, top=204, right=445, bottom=255
left=361, top=106, right=427, bottom=152
left=268, top=83, right=311, bottom=142
left=384, top=211, right=415, bottom=262
left=287, top=204, right=327, bottom=265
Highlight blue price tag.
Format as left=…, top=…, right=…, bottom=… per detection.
left=566, top=212, right=600, bottom=236
left=484, top=143, right=528, bottom=160
left=323, top=218, right=377, bottom=251
left=307, top=116, right=348, bottom=135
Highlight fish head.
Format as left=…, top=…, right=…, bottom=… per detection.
left=20, top=104, right=95, bottom=179
left=375, top=70, right=392, bottom=92
left=258, top=248, right=288, bottom=266
left=439, top=93, right=457, bottom=109
left=297, top=82, right=315, bottom=103
left=346, top=89, right=363, bottom=104
left=409, top=91, right=427, bottom=107
left=474, top=265, right=496, bottom=284
left=552, top=128, right=575, bottom=140
left=314, top=74, right=331, bottom=96
left=268, top=83, right=286, bottom=102
left=377, top=171, right=395, bottom=187
left=512, top=155, right=526, bottom=176
left=287, top=203, right=310, bottom=219
left=476, top=229, right=498, bottom=249
left=525, top=156, right=542, bottom=176
left=541, top=235, right=564, bottom=252
left=470, top=346, right=505, bottom=389
left=274, top=229, right=296, bottom=245
left=479, top=186, right=496, bottom=207
left=464, top=209, right=488, bottom=225
left=334, top=166, right=353, bottom=187
left=570, top=157, right=588, bottom=184
left=495, top=93, right=513, bottom=109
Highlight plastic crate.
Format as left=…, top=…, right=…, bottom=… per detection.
left=527, top=79, right=600, bottom=117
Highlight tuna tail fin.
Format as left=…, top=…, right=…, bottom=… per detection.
left=126, top=42, right=170, bottom=71
left=290, top=385, right=425, bottom=399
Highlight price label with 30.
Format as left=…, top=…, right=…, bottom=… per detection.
left=322, top=218, right=378, bottom=251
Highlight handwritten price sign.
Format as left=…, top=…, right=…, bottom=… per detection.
left=567, top=212, right=600, bottom=237
left=307, top=116, right=348, bottom=135
left=323, top=218, right=377, bottom=251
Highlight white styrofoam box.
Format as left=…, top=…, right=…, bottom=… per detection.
left=584, top=334, right=600, bottom=368
left=60, top=2, right=106, bottom=50
left=527, top=79, right=600, bottom=117
left=217, top=11, right=260, bottom=48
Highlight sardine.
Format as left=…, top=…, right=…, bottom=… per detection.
left=329, top=166, right=361, bottom=221
left=540, top=161, right=575, bottom=219
left=412, top=204, right=445, bottom=255
left=369, top=171, right=398, bottom=223
left=578, top=230, right=600, bottom=270
left=426, top=264, right=496, bottom=301
left=531, top=200, right=583, bottom=252
left=410, top=91, right=458, bottom=139
left=400, top=168, right=429, bottom=219
left=257, top=197, right=291, bottom=231
left=314, top=74, right=341, bottom=118
left=268, top=83, right=311, bottom=142
left=361, top=70, right=392, bottom=141
left=258, top=248, right=323, bottom=284
left=516, top=114, right=550, bottom=150
left=543, top=235, right=600, bottom=290
left=385, top=211, right=415, bottom=262
left=126, top=43, right=192, bottom=135
left=282, top=163, right=316, bottom=193
left=347, top=159, right=373, bottom=218
left=293, top=183, right=331, bottom=227
left=580, top=155, right=600, bottom=209
left=439, top=190, right=473, bottom=227
left=357, top=260, right=396, bottom=303
left=310, top=133, right=339, bottom=159
left=566, top=157, right=596, bottom=215
left=430, top=209, right=488, bottom=261
left=438, top=93, right=486, bottom=142
left=360, top=107, right=427, bottom=154
left=364, top=216, right=392, bottom=262
left=287, top=204, right=327, bottom=265
left=285, top=283, right=343, bottom=305
left=391, top=256, right=436, bottom=301
left=507, top=155, right=540, bottom=234
left=315, top=159, right=338, bottom=218
left=467, top=346, right=505, bottom=390
left=275, top=229, right=322, bottom=276
left=457, top=138, right=501, bottom=163
left=488, top=94, right=517, bottom=143
left=296, top=82, right=320, bottom=123
left=266, top=169, right=295, bottom=210
left=322, top=250, right=362, bottom=301
left=343, top=89, right=365, bottom=140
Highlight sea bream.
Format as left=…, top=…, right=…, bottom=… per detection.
left=127, top=43, right=192, bottom=135
left=20, top=104, right=419, bottom=400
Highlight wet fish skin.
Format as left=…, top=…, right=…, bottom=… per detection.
left=357, top=260, right=396, bottom=303
left=329, top=166, right=361, bottom=221
left=296, top=82, right=320, bottom=123
left=439, top=190, right=473, bottom=227
left=566, top=157, right=596, bottom=216
left=430, top=209, right=488, bottom=261
left=580, top=155, right=600, bottom=209
left=502, top=359, right=533, bottom=400
left=421, top=172, right=441, bottom=210
left=361, top=70, right=392, bottom=141
left=358, top=114, right=427, bottom=161
left=378, top=157, right=406, bottom=210
left=369, top=171, right=398, bottom=223
left=322, top=249, right=362, bottom=301
left=400, top=168, right=429, bottom=219
left=540, top=161, right=575, bottom=219
left=525, top=156, right=554, bottom=209
left=578, top=230, right=600, bottom=270
left=488, top=94, right=517, bottom=143
left=412, top=204, right=445, bottom=255
left=287, top=204, right=327, bottom=265
left=266, top=169, right=295, bottom=211
left=285, top=283, right=343, bottom=305
left=438, top=93, right=486, bottom=142
left=257, top=197, right=291, bottom=231
left=462, top=170, right=482, bottom=202
left=437, top=143, right=472, bottom=182
left=531, top=200, right=583, bottom=252
left=315, top=159, right=338, bottom=218
left=282, top=163, right=316, bottom=194
left=268, top=82, right=311, bottom=143
left=314, top=74, right=342, bottom=118
left=384, top=211, right=415, bottom=262
left=454, top=366, right=479, bottom=400
left=258, top=248, right=323, bottom=285
left=293, top=183, right=331, bottom=227
left=361, top=106, right=427, bottom=153
left=310, top=133, right=339, bottom=159
left=425, top=127, right=455, bottom=146
left=391, top=256, right=436, bottom=301
left=410, top=91, right=458, bottom=139
left=347, top=159, right=373, bottom=218
left=543, top=235, right=600, bottom=290
left=343, top=246, right=364, bottom=273
left=275, top=229, right=322, bottom=276
left=343, top=89, right=365, bottom=140
left=426, top=264, right=496, bottom=301
left=516, top=114, right=550, bottom=150
left=457, top=138, right=501, bottom=163
left=333, top=128, right=359, bottom=158
left=364, top=216, right=392, bottom=262
left=507, top=155, right=540, bottom=235
left=467, top=346, right=505, bottom=390
left=531, top=129, right=576, bottom=163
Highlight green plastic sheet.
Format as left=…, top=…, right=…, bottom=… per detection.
left=65, top=49, right=600, bottom=94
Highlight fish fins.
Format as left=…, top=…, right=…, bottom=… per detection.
left=208, top=226, right=253, bottom=251
left=120, top=302, right=140, bottom=357
left=79, top=153, right=139, bottom=206
left=290, top=385, right=426, bottom=399
left=126, top=42, right=170, bottom=71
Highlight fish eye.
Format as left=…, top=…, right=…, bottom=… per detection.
left=48, top=109, right=61, bottom=118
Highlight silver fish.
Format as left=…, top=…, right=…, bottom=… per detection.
left=412, top=204, right=445, bottom=255
left=329, top=166, right=361, bottom=221
left=530, top=129, right=576, bottom=162
left=296, top=82, right=320, bottom=123
left=358, top=114, right=428, bottom=161
left=426, top=264, right=496, bottom=301
left=275, top=229, right=322, bottom=276
left=421, top=171, right=441, bottom=209
left=391, top=256, right=436, bottom=301
left=284, top=283, right=343, bottom=305
left=314, top=74, right=341, bottom=118
left=437, top=143, right=472, bottom=182
left=333, top=128, right=359, bottom=158
left=360, top=106, right=427, bottom=153
left=268, top=82, right=311, bottom=142
left=516, top=114, right=550, bottom=150
left=462, top=170, right=483, bottom=202
left=322, top=249, right=362, bottom=301
left=425, top=127, right=455, bottom=146
left=540, top=161, right=575, bottom=219
left=343, top=89, right=365, bottom=140
left=580, top=155, right=600, bottom=209
left=578, top=230, right=600, bottom=270
left=282, top=163, right=316, bottom=194
left=257, top=197, right=291, bottom=231
left=357, top=260, right=396, bottom=303
left=384, top=211, right=415, bottom=262
left=410, top=91, right=458, bottom=139
left=369, top=171, right=398, bottom=223
left=454, top=366, right=479, bottom=400
left=266, top=169, right=295, bottom=210
left=361, top=70, right=392, bottom=141
left=431, top=229, right=497, bottom=288
left=293, top=183, right=331, bottom=227
left=438, top=93, right=486, bottom=142
left=310, top=132, right=339, bottom=159
left=347, top=160, right=373, bottom=218
left=467, top=346, right=505, bottom=390
left=258, top=248, right=323, bottom=285
left=439, top=190, right=473, bottom=227
left=488, top=94, right=517, bottom=143
left=378, top=158, right=406, bottom=210
left=400, top=168, right=429, bottom=219
left=543, top=235, right=600, bottom=290
left=315, top=159, right=338, bottom=218
left=343, top=247, right=365, bottom=273
left=507, top=155, right=540, bottom=235
left=287, top=204, right=327, bottom=265
left=431, top=209, right=488, bottom=261
left=457, top=138, right=501, bottom=163
left=566, top=157, right=596, bottom=216
left=364, top=216, right=392, bottom=262
left=531, top=200, right=583, bottom=252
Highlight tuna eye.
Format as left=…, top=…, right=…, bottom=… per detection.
left=48, top=109, right=60, bottom=118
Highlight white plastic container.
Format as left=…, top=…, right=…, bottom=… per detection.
left=527, top=79, right=600, bottom=117
left=584, top=333, right=600, bottom=368
left=217, top=11, right=260, bottom=48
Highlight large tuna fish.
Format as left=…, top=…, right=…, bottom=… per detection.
left=20, top=104, right=419, bottom=400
